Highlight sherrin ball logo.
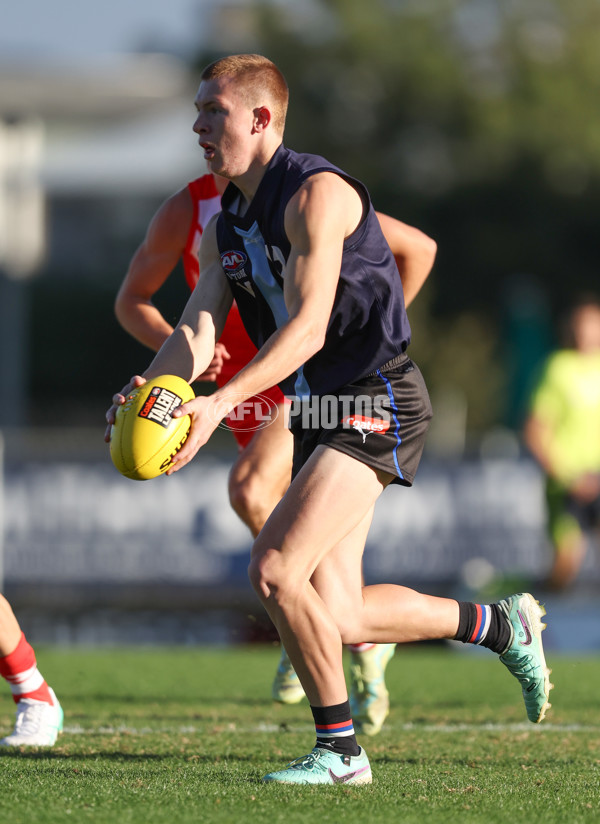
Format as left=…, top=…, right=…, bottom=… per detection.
left=110, top=375, right=195, bottom=480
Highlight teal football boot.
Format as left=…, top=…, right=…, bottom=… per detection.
left=271, top=647, right=305, bottom=704
left=498, top=593, right=553, bottom=723
left=349, top=643, right=396, bottom=736
left=263, top=746, right=372, bottom=785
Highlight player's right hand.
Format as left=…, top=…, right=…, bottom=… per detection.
left=104, top=375, right=147, bottom=442
left=167, top=393, right=225, bottom=474
left=196, top=342, right=231, bottom=382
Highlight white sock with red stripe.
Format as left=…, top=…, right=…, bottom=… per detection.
left=0, top=633, right=53, bottom=704
left=347, top=643, right=376, bottom=654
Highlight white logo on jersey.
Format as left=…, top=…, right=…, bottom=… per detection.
left=221, top=249, right=255, bottom=296
left=237, top=281, right=256, bottom=297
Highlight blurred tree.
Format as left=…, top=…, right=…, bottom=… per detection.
left=192, top=0, right=600, bottom=443
left=25, top=0, right=600, bottom=441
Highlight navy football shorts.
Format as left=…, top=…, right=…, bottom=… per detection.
left=289, top=354, right=433, bottom=487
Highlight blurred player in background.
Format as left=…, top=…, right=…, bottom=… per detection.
left=524, top=295, right=600, bottom=590
left=0, top=594, right=63, bottom=746
left=115, top=169, right=437, bottom=735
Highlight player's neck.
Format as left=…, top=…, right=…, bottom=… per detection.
left=230, top=144, right=281, bottom=214
left=212, top=173, right=229, bottom=196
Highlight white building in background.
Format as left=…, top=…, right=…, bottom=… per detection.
left=0, top=53, right=207, bottom=426
left=1, top=53, right=203, bottom=187
left=0, top=52, right=206, bottom=256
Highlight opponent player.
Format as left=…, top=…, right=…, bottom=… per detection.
left=115, top=173, right=293, bottom=547
left=0, top=594, right=63, bottom=747
left=524, top=295, right=600, bottom=590
left=106, top=54, right=551, bottom=784
left=115, top=172, right=436, bottom=734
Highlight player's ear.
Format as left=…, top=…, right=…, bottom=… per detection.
left=253, top=106, right=271, bottom=132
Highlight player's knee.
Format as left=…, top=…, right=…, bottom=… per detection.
left=334, top=614, right=362, bottom=645
left=248, top=547, right=299, bottom=607
left=229, top=469, right=268, bottom=532
left=339, top=626, right=364, bottom=646
left=248, top=547, right=281, bottom=600
left=228, top=469, right=251, bottom=516
left=247, top=549, right=263, bottom=596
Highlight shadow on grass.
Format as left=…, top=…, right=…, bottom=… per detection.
left=0, top=749, right=263, bottom=765
left=44, top=693, right=268, bottom=708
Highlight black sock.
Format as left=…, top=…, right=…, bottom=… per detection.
left=455, top=601, right=511, bottom=654
left=311, top=700, right=360, bottom=756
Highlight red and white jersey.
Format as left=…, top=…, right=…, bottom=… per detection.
left=182, top=174, right=259, bottom=385
left=181, top=175, right=286, bottom=450
left=183, top=175, right=221, bottom=291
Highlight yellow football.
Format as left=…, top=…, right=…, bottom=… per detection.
left=110, top=375, right=194, bottom=480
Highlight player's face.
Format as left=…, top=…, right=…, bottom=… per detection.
left=193, top=77, right=257, bottom=180
left=572, top=305, right=600, bottom=352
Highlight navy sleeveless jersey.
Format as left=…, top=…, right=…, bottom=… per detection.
left=216, top=144, right=411, bottom=398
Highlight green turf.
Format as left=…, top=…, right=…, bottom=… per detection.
left=0, top=645, right=598, bottom=824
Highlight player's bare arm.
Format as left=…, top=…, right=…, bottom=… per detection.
left=105, top=216, right=232, bottom=441
left=115, top=186, right=231, bottom=378
left=375, top=211, right=437, bottom=308
left=523, top=414, right=556, bottom=480
left=167, top=172, right=363, bottom=473
left=115, top=188, right=193, bottom=352
left=142, top=218, right=232, bottom=382
left=205, top=173, right=361, bottom=408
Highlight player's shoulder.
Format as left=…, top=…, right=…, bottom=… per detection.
left=152, top=186, right=194, bottom=234
left=538, top=349, right=580, bottom=387
left=547, top=349, right=577, bottom=371
left=142, top=186, right=194, bottom=252
left=289, top=170, right=356, bottom=215
left=553, top=348, right=600, bottom=378
left=286, top=170, right=362, bottom=243
left=162, top=185, right=194, bottom=218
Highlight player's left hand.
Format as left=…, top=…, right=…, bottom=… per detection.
left=166, top=394, right=230, bottom=473
left=104, top=374, right=147, bottom=443
left=196, top=342, right=231, bottom=382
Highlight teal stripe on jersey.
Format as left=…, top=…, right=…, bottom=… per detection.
left=234, top=221, right=310, bottom=399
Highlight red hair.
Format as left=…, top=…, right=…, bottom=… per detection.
left=201, top=54, right=289, bottom=134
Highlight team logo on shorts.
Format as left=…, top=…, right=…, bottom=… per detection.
left=342, top=414, right=390, bottom=443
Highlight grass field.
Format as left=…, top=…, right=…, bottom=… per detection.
left=0, top=644, right=598, bottom=824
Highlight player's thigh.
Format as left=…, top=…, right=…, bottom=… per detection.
left=230, top=403, right=292, bottom=488
left=252, top=446, right=389, bottom=585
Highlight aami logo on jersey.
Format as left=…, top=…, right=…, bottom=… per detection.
left=138, top=387, right=183, bottom=428
left=221, top=250, right=248, bottom=276
left=342, top=415, right=390, bottom=444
